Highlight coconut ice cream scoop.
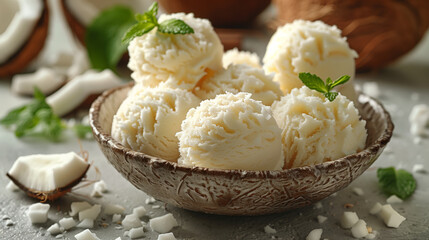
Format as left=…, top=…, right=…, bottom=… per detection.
left=272, top=87, right=367, bottom=169
left=127, top=12, right=223, bottom=90
left=111, top=86, right=201, bottom=162
left=263, top=20, right=357, bottom=101
left=177, top=92, right=284, bottom=170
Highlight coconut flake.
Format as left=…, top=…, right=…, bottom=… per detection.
left=386, top=195, right=403, bottom=204
left=11, top=68, right=65, bottom=95
left=340, top=212, right=359, bottom=229
left=351, top=219, right=369, bottom=238
left=149, top=213, right=178, bottom=234
left=76, top=218, right=94, bottom=229
left=5, top=219, right=14, bottom=226
left=317, top=215, right=328, bottom=224
left=409, top=104, right=429, bottom=137
left=59, top=217, right=77, bottom=230
left=74, top=229, right=100, bottom=240
left=66, top=48, right=90, bottom=79
left=369, top=202, right=383, bottom=215
left=145, top=197, right=156, bottom=205
left=122, top=214, right=142, bottom=230
left=132, top=206, right=147, bottom=218
left=70, top=202, right=92, bottom=216
left=306, top=228, right=323, bottom=240
left=27, top=203, right=50, bottom=224
left=158, top=232, right=177, bottom=240
left=378, top=204, right=406, bottom=228
left=79, top=204, right=101, bottom=221
left=47, top=69, right=123, bottom=116
left=104, top=204, right=125, bottom=215
left=128, top=227, right=145, bottom=239
left=47, top=223, right=62, bottom=235
left=112, top=214, right=122, bottom=223
left=353, top=187, right=364, bottom=196
left=264, top=225, right=277, bottom=234
left=412, top=164, right=426, bottom=173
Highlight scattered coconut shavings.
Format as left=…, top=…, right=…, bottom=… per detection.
left=70, top=202, right=92, bottom=217
left=11, top=67, right=65, bottom=96
left=145, top=197, right=156, bottom=204
left=306, top=228, right=323, bottom=240
left=128, top=227, right=145, bottom=239
left=76, top=219, right=94, bottom=229
left=6, top=181, right=19, bottom=192
left=5, top=219, right=14, bottom=226
left=386, top=195, right=403, bottom=204
left=158, top=232, right=177, bottom=240
left=122, top=214, right=142, bottom=230
left=317, top=215, right=327, bottom=224
left=112, top=214, right=122, bottom=223
left=104, top=204, right=125, bottom=215
left=378, top=204, right=406, bottom=228
left=91, top=180, right=108, bottom=197
left=59, top=217, right=77, bottom=230
left=132, top=206, right=147, bottom=218
left=27, top=203, right=50, bottom=224
left=152, top=205, right=161, bottom=209
left=149, top=213, right=178, bottom=234
left=351, top=219, right=369, bottom=238
left=264, top=225, right=277, bottom=234
left=353, top=187, right=364, bottom=196
left=409, top=104, right=429, bottom=137
left=74, top=229, right=100, bottom=240
left=412, top=164, right=426, bottom=173
left=79, top=204, right=101, bottom=221
left=370, top=203, right=383, bottom=215
left=47, top=223, right=62, bottom=235
left=362, top=82, right=380, bottom=99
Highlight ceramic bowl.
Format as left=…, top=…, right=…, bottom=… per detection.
left=89, top=84, right=393, bottom=215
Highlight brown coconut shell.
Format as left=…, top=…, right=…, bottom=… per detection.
left=6, top=164, right=90, bottom=202
left=0, top=0, right=49, bottom=77
left=60, top=0, right=86, bottom=45
left=272, top=0, right=429, bottom=72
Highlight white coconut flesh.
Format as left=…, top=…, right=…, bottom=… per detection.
left=7, top=152, right=89, bottom=192
left=65, top=0, right=151, bottom=26
left=0, top=0, right=43, bottom=64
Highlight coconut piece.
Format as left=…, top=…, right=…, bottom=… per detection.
left=351, top=219, right=369, bottom=238
left=66, top=48, right=90, bottom=79
left=79, top=204, right=101, bottom=221
left=6, top=181, right=19, bottom=192
left=132, top=206, right=147, bottom=218
left=306, top=228, right=323, bottom=240
left=7, top=152, right=89, bottom=201
left=46, top=69, right=123, bottom=116
left=104, top=204, right=125, bottom=215
left=317, top=215, right=328, bottom=224
left=158, top=233, right=177, bottom=240
left=11, top=68, right=65, bottom=95
left=340, top=212, right=359, bottom=229
left=386, top=195, right=403, bottom=204
left=27, top=203, right=50, bottom=224
left=112, top=214, right=122, bottom=223
left=264, top=225, right=277, bottom=234
left=91, top=180, right=108, bottom=197
left=75, top=229, right=100, bottom=240
left=47, top=223, right=62, bottom=235
left=412, top=164, right=426, bottom=173
left=378, top=204, right=406, bottom=228
left=122, top=214, right=142, bottom=230
left=77, top=218, right=94, bottom=229
left=128, top=227, right=145, bottom=239
left=369, top=202, right=383, bottom=215
left=145, top=197, right=156, bottom=205
left=70, top=201, right=92, bottom=216
left=353, top=187, right=364, bottom=196
left=0, top=0, right=49, bottom=77
left=409, top=104, right=429, bottom=137
left=59, top=217, right=77, bottom=230
left=149, top=213, right=178, bottom=234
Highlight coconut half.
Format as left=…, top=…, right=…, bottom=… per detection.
left=7, top=152, right=90, bottom=201
left=61, top=0, right=152, bottom=44
left=0, top=0, right=49, bottom=77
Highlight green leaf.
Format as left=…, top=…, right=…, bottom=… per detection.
left=298, top=72, right=328, bottom=93
left=329, top=75, right=350, bottom=89
left=377, top=167, right=417, bottom=200
left=73, top=124, right=93, bottom=139
left=158, top=19, right=194, bottom=35
left=324, top=92, right=338, bottom=102
left=147, top=2, right=158, bottom=19
left=121, top=22, right=156, bottom=45
left=85, top=6, right=137, bottom=72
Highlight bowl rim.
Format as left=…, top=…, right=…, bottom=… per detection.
left=89, top=83, right=394, bottom=179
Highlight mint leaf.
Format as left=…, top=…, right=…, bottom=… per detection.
left=121, top=22, right=156, bottom=45
left=298, top=72, right=328, bottom=93
left=85, top=6, right=136, bottom=72
left=377, top=167, right=417, bottom=200
left=0, top=88, right=65, bottom=141
left=158, top=19, right=194, bottom=34
left=299, top=72, right=350, bottom=101
left=73, top=124, right=93, bottom=139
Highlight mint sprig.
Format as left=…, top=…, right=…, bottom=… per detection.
left=121, top=2, right=194, bottom=45
left=377, top=167, right=417, bottom=200
left=0, top=89, right=92, bottom=141
left=298, top=72, right=350, bottom=101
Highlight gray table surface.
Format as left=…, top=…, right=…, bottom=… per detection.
left=1, top=1, right=429, bottom=240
